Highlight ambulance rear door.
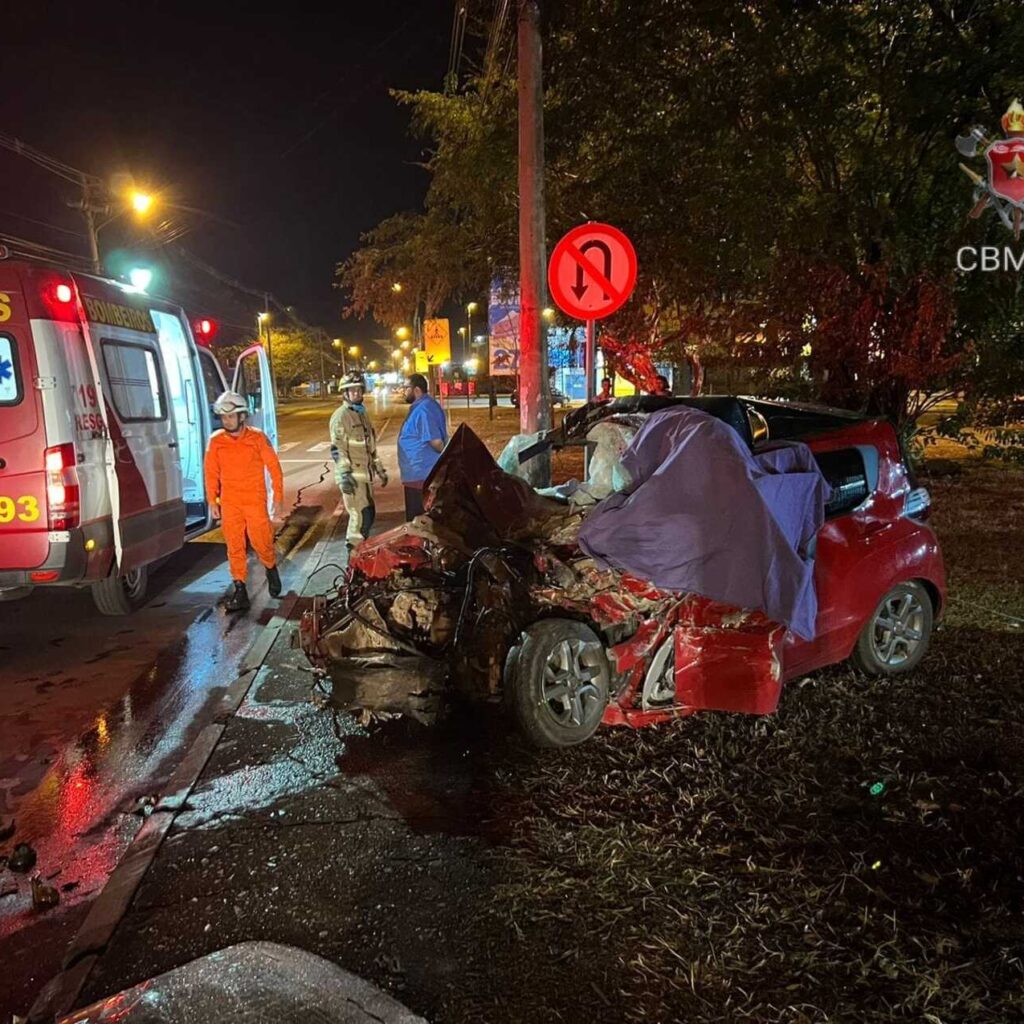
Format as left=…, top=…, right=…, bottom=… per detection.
left=151, top=309, right=206, bottom=527
left=231, top=344, right=277, bottom=448
left=79, top=292, right=186, bottom=571
left=0, top=274, right=49, bottom=571
left=231, top=344, right=278, bottom=516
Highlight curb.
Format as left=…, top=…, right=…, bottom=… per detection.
left=27, top=510, right=345, bottom=1023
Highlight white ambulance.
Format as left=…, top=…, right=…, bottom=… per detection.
left=0, top=258, right=277, bottom=613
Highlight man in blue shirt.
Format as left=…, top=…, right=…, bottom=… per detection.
left=397, top=373, right=448, bottom=520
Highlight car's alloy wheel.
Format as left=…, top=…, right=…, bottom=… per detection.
left=852, top=581, right=933, bottom=676
left=541, top=638, right=604, bottom=726
left=507, top=619, right=610, bottom=747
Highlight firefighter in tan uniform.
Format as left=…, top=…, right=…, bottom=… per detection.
left=330, top=372, right=387, bottom=548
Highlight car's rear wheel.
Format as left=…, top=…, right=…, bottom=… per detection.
left=92, top=565, right=149, bottom=616
left=851, top=581, right=933, bottom=676
left=507, top=619, right=610, bottom=748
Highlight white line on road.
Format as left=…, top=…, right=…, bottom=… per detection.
left=308, top=441, right=333, bottom=452
left=278, top=441, right=299, bottom=452
left=281, top=459, right=331, bottom=464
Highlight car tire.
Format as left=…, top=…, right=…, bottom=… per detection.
left=507, top=619, right=610, bottom=748
left=92, top=565, right=149, bottom=616
left=851, top=580, right=933, bottom=676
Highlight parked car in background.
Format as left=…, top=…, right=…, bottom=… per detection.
left=510, top=387, right=570, bottom=408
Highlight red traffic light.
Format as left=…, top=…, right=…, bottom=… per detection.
left=194, top=317, right=218, bottom=343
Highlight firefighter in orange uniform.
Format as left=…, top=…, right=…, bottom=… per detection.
left=204, top=391, right=284, bottom=612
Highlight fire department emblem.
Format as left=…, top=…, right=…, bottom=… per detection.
left=956, top=99, right=1024, bottom=238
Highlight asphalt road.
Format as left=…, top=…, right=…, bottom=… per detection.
left=0, top=400, right=401, bottom=1015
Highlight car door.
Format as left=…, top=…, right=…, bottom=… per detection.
left=782, top=444, right=878, bottom=677
left=231, top=345, right=278, bottom=515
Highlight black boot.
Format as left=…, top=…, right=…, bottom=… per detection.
left=224, top=581, right=250, bottom=612
left=266, top=565, right=281, bottom=598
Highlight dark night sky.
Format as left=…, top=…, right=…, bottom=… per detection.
left=0, top=0, right=455, bottom=343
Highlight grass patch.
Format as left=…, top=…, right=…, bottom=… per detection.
left=444, top=463, right=1024, bottom=1023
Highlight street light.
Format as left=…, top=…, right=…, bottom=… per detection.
left=256, top=311, right=275, bottom=396
left=80, top=187, right=160, bottom=273
left=466, top=301, right=478, bottom=357
left=542, top=307, right=555, bottom=321
left=332, top=338, right=347, bottom=374
left=400, top=340, right=411, bottom=351
left=395, top=326, right=411, bottom=341
left=391, top=282, right=403, bottom=293
left=130, top=191, right=154, bottom=216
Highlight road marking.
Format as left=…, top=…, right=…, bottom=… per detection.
left=280, top=459, right=331, bottom=464
left=308, top=441, right=332, bottom=452
left=278, top=441, right=299, bottom=452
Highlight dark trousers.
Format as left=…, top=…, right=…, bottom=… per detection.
left=403, top=484, right=425, bottom=521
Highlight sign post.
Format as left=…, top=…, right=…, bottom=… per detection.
left=547, top=222, right=637, bottom=401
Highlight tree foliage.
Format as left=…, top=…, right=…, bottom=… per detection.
left=339, top=0, right=1024, bottom=423
left=265, top=325, right=323, bottom=387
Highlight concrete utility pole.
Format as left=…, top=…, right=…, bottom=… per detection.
left=517, top=0, right=551, bottom=485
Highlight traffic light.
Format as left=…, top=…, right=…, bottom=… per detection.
left=194, top=317, right=218, bottom=343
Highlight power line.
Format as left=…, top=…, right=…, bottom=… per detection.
left=0, top=233, right=94, bottom=271
left=0, top=131, right=97, bottom=186
left=0, top=208, right=85, bottom=238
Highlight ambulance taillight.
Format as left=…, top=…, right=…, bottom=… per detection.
left=25, top=270, right=80, bottom=323
left=45, top=444, right=81, bottom=530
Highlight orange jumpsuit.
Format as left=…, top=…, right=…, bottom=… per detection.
left=204, top=426, right=284, bottom=582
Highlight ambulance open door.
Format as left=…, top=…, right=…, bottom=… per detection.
left=231, top=345, right=278, bottom=515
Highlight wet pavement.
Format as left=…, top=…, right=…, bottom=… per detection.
left=0, top=402, right=402, bottom=1015
left=72, top=504, right=529, bottom=1023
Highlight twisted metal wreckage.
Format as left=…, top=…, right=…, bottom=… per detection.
left=300, top=396, right=943, bottom=748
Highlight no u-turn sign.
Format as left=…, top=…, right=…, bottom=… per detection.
left=547, top=222, right=638, bottom=320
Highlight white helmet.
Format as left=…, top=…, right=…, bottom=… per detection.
left=213, top=391, right=248, bottom=416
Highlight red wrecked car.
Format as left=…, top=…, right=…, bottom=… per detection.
left=300, top=396, right=946, bottom=748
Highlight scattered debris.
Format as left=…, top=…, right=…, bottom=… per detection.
left=8, top=843, right=37, bottom=873
left=0, top=817, right=15, bottom=841
left=0, top=882, right=18, bottom=899
left=30, top=875, right=59, bottom=910
left=134, top=794, right=159, bottom=817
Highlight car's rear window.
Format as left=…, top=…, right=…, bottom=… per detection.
left=815, top=448, right=869, bottom=517
left=0, top=333, right=22, bottom=406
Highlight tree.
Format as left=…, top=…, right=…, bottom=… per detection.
left=265, top=326, right=322, bottom=391
left=339, top=1, right=1024, bottom=423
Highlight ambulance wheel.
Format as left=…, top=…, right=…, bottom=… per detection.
left=92, top=566, right=149, bottom=616
left=507, top=619, right=610, bottom=748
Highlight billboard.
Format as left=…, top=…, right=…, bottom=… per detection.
left=488, top=279, right=520, bottom=376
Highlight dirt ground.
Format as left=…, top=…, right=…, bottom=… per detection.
left=428, top=445, right=1024, bottom=1023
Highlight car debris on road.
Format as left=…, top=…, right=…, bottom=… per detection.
left=301, top=396, right=946, bottom=748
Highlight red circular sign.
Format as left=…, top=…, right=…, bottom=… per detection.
left=548, top=222, right=638, bottom=320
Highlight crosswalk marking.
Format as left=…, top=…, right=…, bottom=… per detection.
left=308, top=441, right=333, bottom=452
left=278, top=442, right=299, bottom=452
